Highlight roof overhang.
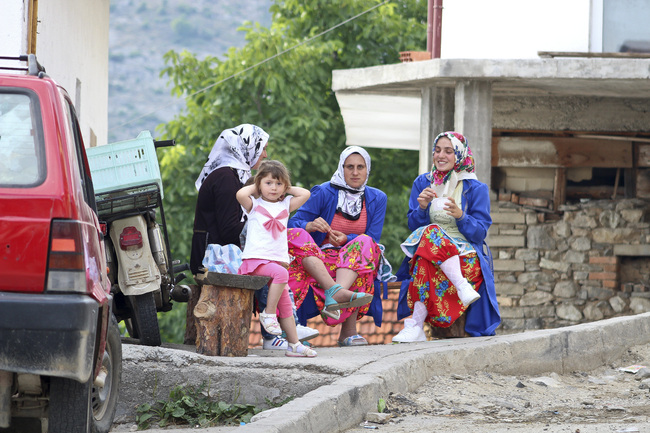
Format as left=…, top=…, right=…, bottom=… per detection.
left=333, top=57, right=650, bottom=151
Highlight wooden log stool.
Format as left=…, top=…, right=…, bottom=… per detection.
left=426, top=314, right=469, bottom=339
left=192, top=271, right=269, bottom=357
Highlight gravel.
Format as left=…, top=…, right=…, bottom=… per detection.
left=345, top=344, right=650, bottom=433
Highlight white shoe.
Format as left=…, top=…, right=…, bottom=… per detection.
left=457, top=281, right=480, bottom=307
left=262, top=336, right=288, bottom=350
left=296, top=324, right=319, bottom=342
left=392, top=319, right=427, bottom=343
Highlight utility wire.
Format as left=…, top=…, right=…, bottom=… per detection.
left=111, top=0, right=391, bottom=132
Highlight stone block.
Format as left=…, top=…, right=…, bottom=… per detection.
left=519, top=291, right=554, bottom=306
left=527, top=226, right=556, bottom=249
left=489, top=235, right=526, bottom=247
left=491, top=212, right=526, bottom=224
left=569, top=237, right=591, bottom=251
left=593, top=228, right=636, bottom=244
left=583, top=302, right=604, bottom=321
left=614, top=244, right=650, bottom=256
left=499, top=307, right=525, bottom=319
left=496, top=283, right=525, bottom=296
left=563, top=250, right=586, bottom=264
left=630, top=297, right=650, bottom=314
left=556, top=303, right=583, bottom=321
left=540, top=258, right=571, bottom=273
left=553, top=281, right=577, bottom=298
left=588, top=272, right=617, bottom=281
left=493, top=259, right=525, bottom=272
left=584, top=286, right=615, bottom=300
left=609, top=296, right=627, bottom=313
left=621, top=209, right=644, bottom=224
left=522, top=305, right=555, bottom=318
left=515, top=249, right=539, bottom=261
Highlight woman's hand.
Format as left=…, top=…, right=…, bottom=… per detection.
left=305, top=217, right=331, bottom=233
left=444, top=197, right=463, bottom=219
left=417, top=187, right=436, bottom=209
left=328, top=229, right=347, bottom=247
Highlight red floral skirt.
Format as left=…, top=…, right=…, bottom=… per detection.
left=407, top=225, right=483, bottom=328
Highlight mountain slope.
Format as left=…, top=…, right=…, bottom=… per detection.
left=108, top=0, right=272, bottom=142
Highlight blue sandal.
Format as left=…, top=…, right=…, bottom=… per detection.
left=338, top=334, right=368, bottom=347
left=324, top=284, right=373, bottom=311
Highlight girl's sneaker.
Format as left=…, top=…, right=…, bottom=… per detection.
left=259, top=311, right=282, bottom=335
left=286, top=342, right=317, bottom=358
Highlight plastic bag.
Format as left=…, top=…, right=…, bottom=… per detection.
left=202, top=244, right=242, bottom=274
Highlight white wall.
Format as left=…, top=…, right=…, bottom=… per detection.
left=440, top=0, right=592, bottom=59
left=0, top=0, right=110, bottom=148
left=0, top=1, right=27, bottom=62
left=37, top=0, right=110, bottom=147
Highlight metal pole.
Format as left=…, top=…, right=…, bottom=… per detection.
left=427, top=0, right=434, bottom=55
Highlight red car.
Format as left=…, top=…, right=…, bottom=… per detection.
left=0, top=55, right=121, bottom=433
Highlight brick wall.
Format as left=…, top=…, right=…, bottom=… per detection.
left=249, top=283, right=404, bottom=348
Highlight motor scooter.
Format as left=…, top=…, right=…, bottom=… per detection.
left=88, top=131, right=191, bottom=346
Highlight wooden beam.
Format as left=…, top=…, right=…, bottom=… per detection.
left=553, top=168, right=566, bottom=211
left=492, top=136, right=633, bottom=168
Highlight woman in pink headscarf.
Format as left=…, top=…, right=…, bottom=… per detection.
left=393, top=131, right=500, bottom=343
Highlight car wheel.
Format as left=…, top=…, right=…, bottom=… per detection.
left=130, top=292, right=161, bottom=346
left=91, top=315, right=122, bottom=433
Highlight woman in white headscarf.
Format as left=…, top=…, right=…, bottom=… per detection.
left=287, top=146, right=388, bottom=346
left=190, top=124, right=269, bottom=275
left=392, top=131, right=500, bottom=343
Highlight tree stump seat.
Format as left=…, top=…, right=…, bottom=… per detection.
left=192, top=271, right=269, bottom=357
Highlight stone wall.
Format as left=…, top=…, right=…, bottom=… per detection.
left=490, top=198, right=650, bottom=333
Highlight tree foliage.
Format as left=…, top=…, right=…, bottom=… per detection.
left=156, top=1, right=428, bottom=340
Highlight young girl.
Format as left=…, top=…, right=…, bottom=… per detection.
left=236, top=160, right=316, bottom=357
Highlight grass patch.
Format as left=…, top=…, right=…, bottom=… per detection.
left=136, top=382, right=265, bottom=429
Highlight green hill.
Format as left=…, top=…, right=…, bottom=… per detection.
left=108, top=0, right=271, bottom=142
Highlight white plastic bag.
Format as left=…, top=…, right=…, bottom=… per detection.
left=202, top=244, right=242, bottom=274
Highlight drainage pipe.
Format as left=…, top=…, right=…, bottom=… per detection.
left=427, top=0, right=443, bottom=58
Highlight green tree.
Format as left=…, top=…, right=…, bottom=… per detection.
left=156, top=0, right=427, bottom=342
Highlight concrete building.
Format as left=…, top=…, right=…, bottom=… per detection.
left=0, top=0, right=110, bottom=148
left=332, top=0, right=650, bottom=333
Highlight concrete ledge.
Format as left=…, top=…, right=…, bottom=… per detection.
left=124, top=313, right=650, bottom=433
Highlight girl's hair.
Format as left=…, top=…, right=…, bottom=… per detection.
left=254, top=160, right=291, bottom=193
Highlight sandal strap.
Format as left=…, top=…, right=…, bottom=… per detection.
left=324, top=284, right=343, bottom=296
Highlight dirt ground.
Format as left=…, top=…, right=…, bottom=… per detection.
left=346, top=344, right=650, bottom=433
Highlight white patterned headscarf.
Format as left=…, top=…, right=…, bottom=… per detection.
left=330, top=146, right=371, bottom=220
left=195, top=124, right=269, bottom=190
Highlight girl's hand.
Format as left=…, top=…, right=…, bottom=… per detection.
left=417, top=187, right=436, bottom=209
left=444, top=197, right=463, bottom=219
left=328, top=229, right=347, bottom=247
left=305, top=217, right=331, bottom=233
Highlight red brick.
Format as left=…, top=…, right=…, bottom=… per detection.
left=602, top=280, right=619, bottom=289
left=600, top=264, right=619, bottom=273
left=589, top=256, right=618, bottom=265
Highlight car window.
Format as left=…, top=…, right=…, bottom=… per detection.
left=0, top=90, right=45, bottom=186
left=62, top=95, right=97, bottom=211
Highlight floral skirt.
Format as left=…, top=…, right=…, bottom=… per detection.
left=287, top=228, right=380, bottom=326
left=406, top=225, right=483, bottom=328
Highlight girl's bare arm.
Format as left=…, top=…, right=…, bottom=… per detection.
left=287, top=186, right=311, bottom=212
left=236, top=184, right=257, bottom=213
